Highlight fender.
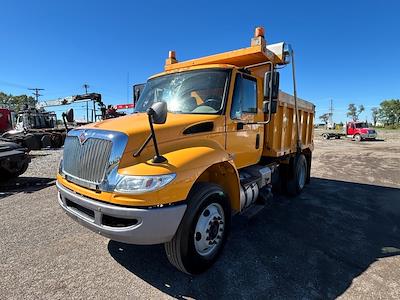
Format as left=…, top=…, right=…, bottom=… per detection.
left=112, top=146, right=239, bottom=207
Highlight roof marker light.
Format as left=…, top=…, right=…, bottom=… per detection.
left=255, top=27, right=265, bottom=38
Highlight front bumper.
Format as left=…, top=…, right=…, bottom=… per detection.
left=361, top=133, right=377, bottom=139
left=56, top=181, right=187, bottom=245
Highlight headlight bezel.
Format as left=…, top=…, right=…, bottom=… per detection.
left=114, top=173, right=176, bottom=194
left=58, top=158, right=65, bottom=178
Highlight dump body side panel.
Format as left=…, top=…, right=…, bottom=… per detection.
left=263, top=91, right=314, bottom=157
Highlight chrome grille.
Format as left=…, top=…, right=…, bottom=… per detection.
left=63, top=136, right=112, bottom=185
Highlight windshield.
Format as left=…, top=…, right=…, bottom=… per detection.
left=355, top=122, right=368, bottom=128
left=134, top=69, right=229, bottom=114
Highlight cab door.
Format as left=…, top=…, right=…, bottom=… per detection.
left=225, top=72, right=263, bottom=169
left=347, top=122, right=355, bottom=135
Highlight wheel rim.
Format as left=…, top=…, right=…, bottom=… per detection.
left=194, top=203, right=225, bottom=257
left=298, top=160, right=306, bottom=189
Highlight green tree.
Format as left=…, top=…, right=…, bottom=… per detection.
left=0, top=91, right=36, bottom=111
left=378, top=99, right=400, bottom=125
left=347, top=103, right=364, bottom=121
left=371, top=107, right=379, bottom=126
left=319, top=113, right=329, bottom=124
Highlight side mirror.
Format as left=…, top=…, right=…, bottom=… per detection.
left=133, top=83, right=145, bottom=106
left=66, top=108, right=74, bottom=122
left=147, top=101, right=167, bottom=124
left=262, top=100, right=277, bottom=114
left=264, top=71, right=280, bottom=100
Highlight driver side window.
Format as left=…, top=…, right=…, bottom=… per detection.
left=230, top=74, right=257, bottom=120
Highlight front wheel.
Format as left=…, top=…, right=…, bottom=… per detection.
left=164, top=182, right=231, bottom=274
left=354, top=134, right=362, bottom=142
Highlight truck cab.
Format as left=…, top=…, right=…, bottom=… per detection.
left=346, top=121, right=377, bottom=141
left=56, top=27, right=315, bottom=274
left=15, top=109, right=57, bottom=131
left=0, top=108, right=15, bottom=133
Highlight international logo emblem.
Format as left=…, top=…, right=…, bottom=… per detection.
left=79, top=131, right=87, bottom=145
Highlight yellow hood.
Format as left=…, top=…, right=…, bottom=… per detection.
left=83, top=112, right=222, bottom=160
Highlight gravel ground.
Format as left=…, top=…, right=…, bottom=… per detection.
left=0, top=129, right=399, bottom=299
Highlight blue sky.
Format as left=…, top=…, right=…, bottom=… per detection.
left=1, top=0, right=399, bottom=122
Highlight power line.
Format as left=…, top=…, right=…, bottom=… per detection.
left=0, top=80, right=30, bottom=90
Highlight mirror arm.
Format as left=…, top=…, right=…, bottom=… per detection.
left=132, top=114, right=168, bottom=164
left=142, top=110, right=167, bottom=163
left=264, top=61, right=274, bottom=125
left=61, top=113, right=69, bottom=132
left=133, top=133, right=152, bottom=157
left=148, top=114, right=167, bottom=163
left=134, top=102, right=168, bottom=162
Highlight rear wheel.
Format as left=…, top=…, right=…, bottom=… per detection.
left=164, top=182, right=231, bottom=274
left=23, top=134, right=41, bottom=151
left=41, top=135, right=52, bottom=148
left=51, top=134, right=63, bottom=148
left=286, top=154, right=307, bottom=196
left=322, top=133, right=329, bottom=140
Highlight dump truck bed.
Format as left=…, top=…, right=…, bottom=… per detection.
left=263, top=91, right=314, bottom=157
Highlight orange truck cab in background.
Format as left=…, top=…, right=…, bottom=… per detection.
left=56, top=27, right=315, bottom=274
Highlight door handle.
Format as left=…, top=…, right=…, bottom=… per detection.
left=256, top=134, right=260, bottom=149
left=236, top=122, right=244, bottom=130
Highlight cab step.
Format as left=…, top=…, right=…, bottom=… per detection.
left=240, top=204, right=266, bottom=219
left=240, top=186, right=273, bottom=219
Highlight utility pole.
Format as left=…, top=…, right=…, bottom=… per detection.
left=328, top=99, right=334, bottom=128
left=28, top=88, right=44, bottom=102
left=83, top=83, right=90, bottom=94
left=82, top=84, right=90, bottom=122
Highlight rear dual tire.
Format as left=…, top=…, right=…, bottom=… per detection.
left=164, top=182, right=231, bottom=274
left=285, top=153, right=308, bottom=196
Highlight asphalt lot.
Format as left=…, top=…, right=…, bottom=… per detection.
left=1, top=129, right=400, bottom=299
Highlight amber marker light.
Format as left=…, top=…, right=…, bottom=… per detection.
left=255, top=26, right=265, bottom=38
left=169, top=50, right=176, bottom=59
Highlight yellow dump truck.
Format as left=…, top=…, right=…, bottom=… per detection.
left=56, top=27, right=315, bottom=274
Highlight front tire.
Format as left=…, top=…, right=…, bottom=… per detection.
left=354, top=134, right=362, bottom=142
left=164, top=182, right=231, bottom=274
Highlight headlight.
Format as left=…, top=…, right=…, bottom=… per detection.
left=115, top=174, right=176, bottom=194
